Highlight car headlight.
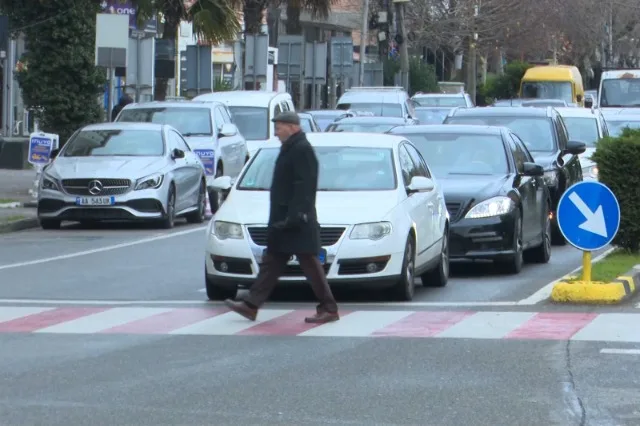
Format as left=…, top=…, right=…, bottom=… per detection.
left=213, top=221, right=244, bottom=240
left=40, top=173, right=59, bottom=191
left=350, top=222, right=392, bottom=240
left=135, top=173, right=164, bottom=190
left=465, top=196, right=515, bottom=219
left=543, top=171, right=558, bottom=187
left=582, top=165, right=598, bottom=179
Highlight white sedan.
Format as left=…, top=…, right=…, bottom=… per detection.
left=204, top=133, right=450, bottom=301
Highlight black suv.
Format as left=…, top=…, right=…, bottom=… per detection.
left=444, top=106, right=586, bottom=245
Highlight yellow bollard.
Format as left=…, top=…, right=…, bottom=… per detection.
left=582, top=251, right=592, bottom=283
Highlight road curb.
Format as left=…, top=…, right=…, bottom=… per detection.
left=551, top=266, right=640, bottom=304
left=0, top=218, right=40, bottom=234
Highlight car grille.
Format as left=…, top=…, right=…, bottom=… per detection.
left=446, top=202, right=462, bottom=220
left=61, top=178, right=131, bottom=196
left=246, top=226, right=346, bottom=247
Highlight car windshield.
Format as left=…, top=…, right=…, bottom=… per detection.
left=62, top=129, right=164, bottom=157
left=116, top=107, right=212, bottom=136
left=337, top=103, right=402, bottom=117
left=397, top=133, right=509, bottom=177
left=521, top=81, right=573, bottom=102
left=237, top=146, right=396, bottom=191
left=326, top=123, right=398, bottom=133
left=561, top=117, right=599, bottom=146
left=228, top=106, right=269, bottom=140
left=600, top=78, right=640, bottom=107
left=414, top=108, right=450, bottom=124
left=445, top=116, right=556, bottom=152
left=605, top=119, right=640, bottom=137
left=413, top=96, right=466, bottom=107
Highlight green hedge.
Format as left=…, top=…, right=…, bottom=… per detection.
left=591, top=128, right=640, bottom=252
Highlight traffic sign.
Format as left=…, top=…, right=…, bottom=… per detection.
left=557, top=181, right=620, bottom=251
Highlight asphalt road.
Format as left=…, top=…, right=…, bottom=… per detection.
left=0, top=221, right=609, bottom=304
left=1, top=222, right=638, bottom=426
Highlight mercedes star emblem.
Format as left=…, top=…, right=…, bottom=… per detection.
left=88, top=180, right=103, bottom=195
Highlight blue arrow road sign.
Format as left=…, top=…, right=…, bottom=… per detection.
left=557, top=181, right=620, bottom=251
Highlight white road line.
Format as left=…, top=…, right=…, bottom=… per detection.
left=300, top=310, right=413, bottom=337
left=0, top=226, right=207, bottom=271
left=600, top=349, right=640, bottom=355
left=169, top=309, right=292, bottom=335
left=572, top=314, right=640, bottom=343
left=0, top=299, right=521, bottom=307
left=0, top=306, right=53, bottom=322
left=436, top=312, right=536, bottom=339
left=34, top=307, right=172, bottom=334
left=516, top=247, right=615, bottom=305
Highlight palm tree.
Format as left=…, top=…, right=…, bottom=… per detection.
left=245, top=0, right=332, bottom=36
left=133, top=0, right=241, bottom=100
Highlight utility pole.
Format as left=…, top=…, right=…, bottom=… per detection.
left=359, top=0, right=370, bottom=86
left=467, top=2, right=479, bottom=102
left=394, top=0, right=410, bottom=91
left=608, top=1, right=614, bottom=67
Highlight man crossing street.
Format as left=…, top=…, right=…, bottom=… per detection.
left=224, top=112, right=340, bottom=324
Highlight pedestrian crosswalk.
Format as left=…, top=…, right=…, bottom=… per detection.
left=1, top=305, right=640, bottom=342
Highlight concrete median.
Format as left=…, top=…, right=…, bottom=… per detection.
left=551, top=267, right=639, bottom=304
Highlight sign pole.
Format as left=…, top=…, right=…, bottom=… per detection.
left=582, top=251, right=592, bottom=283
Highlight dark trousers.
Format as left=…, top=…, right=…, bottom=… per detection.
left=243, top=252, right=338, bottom=313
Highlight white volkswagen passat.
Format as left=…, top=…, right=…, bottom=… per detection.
left=204, top=133, right=450, bottom=301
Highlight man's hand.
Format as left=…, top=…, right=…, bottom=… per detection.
left=271, top=213, right=308, bottom=230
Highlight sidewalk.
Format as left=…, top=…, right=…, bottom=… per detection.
left=0, top=169, right=39, bottom=232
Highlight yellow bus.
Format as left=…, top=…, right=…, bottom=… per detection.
left=520, top=65, right=585, bottom=106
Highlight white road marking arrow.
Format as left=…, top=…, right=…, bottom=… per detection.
left=568, top=192, right=608, bottom=238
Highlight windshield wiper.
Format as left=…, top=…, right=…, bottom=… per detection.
left=238, top=187, right=269, bottom=191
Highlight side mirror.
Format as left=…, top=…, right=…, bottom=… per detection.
left=566, top=140, right=586, bottom=155
left=172, top=148, right=185, bottom=159
left=50, top=149, right=60, bottom=159
left=218, top=123, right=238, bottom=138
left=522, top=162, right=544, bottom=177
left=406, top=176, right=435, bottom=194
left=576, top=94, right=583, bottom=103
left=210, top=175, right=233, bottom=191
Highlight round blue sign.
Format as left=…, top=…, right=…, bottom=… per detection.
left=557, top=181, right=620, bottom=251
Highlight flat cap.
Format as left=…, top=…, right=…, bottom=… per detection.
left=271, top=111, right=300, bottom=125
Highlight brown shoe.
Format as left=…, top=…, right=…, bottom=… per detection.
left=224, top=299, right=257, bottom=321
left=304, top=311, right=339, bottom=324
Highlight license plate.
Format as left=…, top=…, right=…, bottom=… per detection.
left=75, top=196, right=115, bottom=206
left=262, top=249, right=327, bottom=265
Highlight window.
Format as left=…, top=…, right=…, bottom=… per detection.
left=170, top=131, right=191, bottom=152
left=237, top=147, right=397, bottom=191
left=509, top=135, right=528, bottom=172
left=62, top=129, right=165, bottom=157
left=600, top=78, right=640, bottom=107
left=445, top=116, right=556, bottom=152
left=336, top=102, right=403, bottom=117
left=396, top=132, right=509, bottom=177
left=220, top=107, right=233, bottom=123
left=214, top=107, right=226, bottom=130
left=413, top=96, right=467, bottom=107
left=521, top=81, right=573, bottom=102
left=280, top=102, right=290, bottom=112
left=398, top=145, right=415, bottom=186
left=227, top=106, right=269, bottom=140
left=274, top=104, right=283, bottom=116
left=404, top=144, right=431, bottom=178
left=511, top=134, right=534, bottom=162
left=116, top=107, right=213, bottom=137
left=561, top=117, right=599, bottom=147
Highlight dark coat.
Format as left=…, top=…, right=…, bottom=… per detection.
left=266, top=131, right=321, bottom=255
left=111, top=95, right=133, bottom=121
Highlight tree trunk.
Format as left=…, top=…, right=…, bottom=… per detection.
left=285, top=3, right=302, bottom=35
left=154, top=12, right=180, bottom=101
left=244, top=0, right=268, bottom=35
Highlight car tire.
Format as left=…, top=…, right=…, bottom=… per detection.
left=208, top=164, right=224, bottom=214
left=186, top=181, right=206, bottom=224
left=205, top=274, right=237, bottom=301
left=498, top=213, right=523, bottom=274
left=525, top=204, right=551, bottom=264
left=40, top=219, right=61, bottom=230
left=159, top=184, right=176, bottom=229
left=421, top=228, right=449, bottom=287
left=391, top=236, right=416, bottom=301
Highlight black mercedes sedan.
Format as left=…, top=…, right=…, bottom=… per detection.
left=443, top=106, right=586, bottom=245
left=388, top=124, right=552, bottom=274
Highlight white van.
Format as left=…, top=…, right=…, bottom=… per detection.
left=193, top=91, right=295, bottom=156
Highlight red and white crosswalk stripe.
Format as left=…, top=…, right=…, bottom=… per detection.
left=0, top=306, right=639, bottom=342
